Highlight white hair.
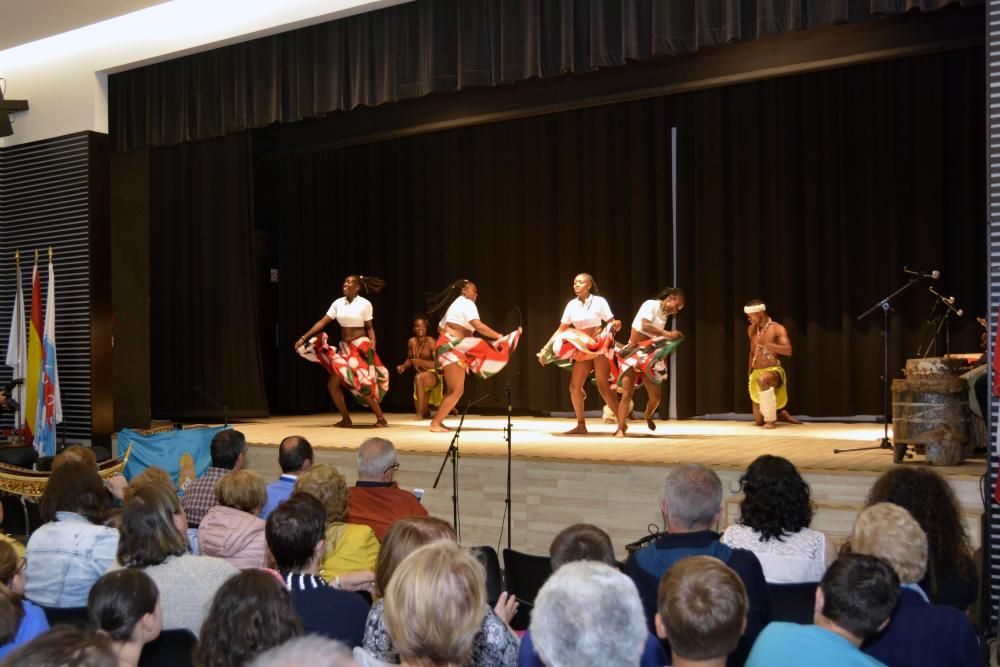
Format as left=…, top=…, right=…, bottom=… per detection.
left=356, top=437, right=397, bottom=479
left=530, top=561, right=646, bottom=667
left=663, top=464, right=722, bottom=529
left=247, top=636, right=355, bottom=667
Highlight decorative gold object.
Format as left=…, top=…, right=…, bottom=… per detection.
left=0, top=444, right=133, bottom=498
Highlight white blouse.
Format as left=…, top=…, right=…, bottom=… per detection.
left=631, top=299, right=666, bottom=332
left=721, top=524, right=829, bottom=584
left=439, top=296, right=480, bottom=332
left=560, top=295, right=613, bottom=330
left=326, top=296, right=373, bottom=327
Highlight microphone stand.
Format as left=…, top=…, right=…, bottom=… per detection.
left=504, top=382, right=512, bottom=552
left=193, top=386, right=229, bottom=427
left=834, top=277, right=921, bottom=456
left=433, top=394, right=488, bottom=540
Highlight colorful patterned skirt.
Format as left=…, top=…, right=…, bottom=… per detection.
left=298, top=333, right=389, bottom=404
left=537, top=322, right=617, bottom=370
left=614, top=335, right=685, bottom=386
left=436, top=329, right=522, bottom=379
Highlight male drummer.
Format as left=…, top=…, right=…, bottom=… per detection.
left=745, top=300, right=801, bottom=428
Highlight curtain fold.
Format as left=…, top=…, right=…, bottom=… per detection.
left=109, top=0, right=979, bottom=152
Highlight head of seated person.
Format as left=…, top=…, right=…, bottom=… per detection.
left=214, top=470, right=266, bottom=517
left=2, top=626, right=117, bottom=667
left=52, top=446, right=97, bottom=472
left=87, top=569, right=162, bottom=665
left=549, top=523, right=617, bottom=570
left=848, top=502, right=927, bottom=585
left=294, top=465, right=349, bottom=524
left=118, top=483, right=187, bottom=568
left=376, top=517, right=456, bottom=597
left=40, top=461, right=108, bottom=525
left=736, top=454, right=814, bottom=540
left=265, top=492, right=326, bottom=573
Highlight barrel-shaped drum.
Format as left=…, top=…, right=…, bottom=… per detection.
left=891, top=358, right=970, bottom=466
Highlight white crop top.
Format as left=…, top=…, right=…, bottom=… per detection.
left=560, top=295, right=613, bottom=330
left=631, top=299, right=666, bottom=332
left=439, top=296, right=480, bottom=331
left=326, top=296, right=373, bottom=327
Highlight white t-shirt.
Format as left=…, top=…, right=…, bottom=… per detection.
left=631, top=299, right=666, bottom=332
left=439, top=296, right=480, bottom=331
left=326, top=296, right=373, bottom=327
left=560, top=295, right=613, bottom=329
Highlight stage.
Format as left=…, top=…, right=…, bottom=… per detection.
left=230, top=413, right=987, bottom=558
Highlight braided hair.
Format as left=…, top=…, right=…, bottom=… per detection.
left=427, top=279, right=470, bottom=317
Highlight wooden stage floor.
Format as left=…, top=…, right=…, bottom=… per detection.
left=232, top=412, right=985, bottom=479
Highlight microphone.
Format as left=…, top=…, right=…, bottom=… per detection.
left=929, top=287, right=963, bottom=317
left=903, top=267, right=939, bottom=280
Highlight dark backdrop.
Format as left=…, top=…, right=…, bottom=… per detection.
left=268, top=46, right=985, bottom=418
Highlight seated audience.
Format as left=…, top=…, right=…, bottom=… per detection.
left=346, top=437, right=427, bottom=541
left=196, top=569, right=303, bottom=667
left=295, top=464, right=380, bottom=579
left=0, top=500, right=25, bottom=559
left=182, top=429, right=247, bottom=528
left=382, top=540, right=489, bottom=667
left=625, top=464, right=769, bottom=665
left=265, top=492, right=370, bottom=647
left=721, top=455, right=836, bottom=583
left=261, top=435, right=313, bottom=519
left=848, top=502, right=980, bottom=667
left=2, top=625, right=116, bottom=667
left=0, top=541, right=47, bottom=659
left=362, top=516, right=518, bottom=666
left=519, top=524, right=667, bottom=667
left=87, top=569, right=162, bottom=667
left=198, top=470, right=268, bottom=569
left=117, top=482, right=238, bottom=636
left=53, top=446, right=128, bottom=503
left=745, top=553, right=898, bottom=667
left=122, top=466, right=174, bottom=503
left=864, top=467, right=978, bottom=610
left=25, top=461, right=119, bottom=608
left=249, top=636, right=356, bottom=667
left=530, top=560, right=647, bottom=667
left=655, top=556, right=747, bottom=667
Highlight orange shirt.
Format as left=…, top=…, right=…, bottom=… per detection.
left=346, top=482, right=428, bottom=541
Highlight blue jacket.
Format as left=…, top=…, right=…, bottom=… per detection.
left=25, top=512, right=119, bottom=608
left=624, top=530, right=770, bottom=667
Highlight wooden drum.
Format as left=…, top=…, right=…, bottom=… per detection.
left=891, top=357, right=970, bottom=466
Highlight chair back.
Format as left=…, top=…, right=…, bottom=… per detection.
left=40, top=605, right=89, bottom=629
left=768, top=582, right=818, bottom=624
left=502, top=548, right=552, bottom=631
left=470, top=546, right=503, bottom=608
left=139, top=628, right=198, bottom=667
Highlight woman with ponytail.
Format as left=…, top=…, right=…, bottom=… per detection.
left=87, top=570, right=162, bottom=667
left=295, top=275, right=390, bottom=428
left=426, top=280, right=522, bottom=433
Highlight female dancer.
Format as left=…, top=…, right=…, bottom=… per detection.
left=295, top=275, right=389, bottom=428
left=396, top=316, right=442, bottom=420
left=427, top=280, right=521, bottom=433
left=615, top=287, right=686, bottom=437
left=538, top=274, right=621, bottom=434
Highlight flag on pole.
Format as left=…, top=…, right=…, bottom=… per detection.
left=4, top=252, right=26, bottom=429
left=24, top=253, right=42, bottom=444
left=34, top=250, right=61, bottom=457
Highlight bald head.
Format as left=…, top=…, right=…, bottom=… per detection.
left=278, top=436, right=313, bottom=474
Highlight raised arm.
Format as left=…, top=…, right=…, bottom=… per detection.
left=294, top=315, right=334, bottom=350
left=640, top=319, right=682, bottom=340
left=470, top=318, right=502, bottom=341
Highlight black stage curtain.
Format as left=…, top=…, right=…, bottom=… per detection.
left=108, top=0, right=977, bottom=152
left=149, top=133, right=269, bottom=419
left=273, top=46, right=984, bottom=418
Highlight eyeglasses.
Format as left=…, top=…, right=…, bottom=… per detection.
left=383, top=462, right=400, bottom=475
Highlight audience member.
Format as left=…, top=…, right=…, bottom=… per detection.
left=182, top=429, right=247, bottom=528
left=655, top=556, right=747, bottom=667
left=848, top=502, right=980, bottom=667
left=382, top=540, right=488, bottom=667
left=721, top=455, right=836, bottom=583
left=117, top=482, right=237, bottom=636
left=25, top=461, right=119, bottom=608
left=531, top=560, right=647, bottom=667
left=345, top=438, right=427, bottom=540
left=295, top=465, right=379, bottom=579
left=0, top=500, right=25, bottom=559
left=87, top=569, right=162, bottom=667
left=1, top=625, right=116, bottom=667
left=261, top=436, right=314, bottom=519
left=265, top=492, right=370, bottom=647
left=198, top=470, right=268, bottom=569
left=248, top=636, right=357, bottom=667
left=122, top=466, right=174, bottom=503
left=0, top=541, right=47, bottom=659
left=745, top=553, right=898, bottom=667
left=865, top=467, right=978, bottom=610
left=52, top=445, right=98, bottom=470
left=196, top=569, right=303, bottom=667
left=624, top=464, right=769, bottom=666
left=519, top=524, right=667, bottom=667
left=362, top=516, right=518, bottom=666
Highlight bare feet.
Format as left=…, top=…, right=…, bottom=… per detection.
left=334, top=418, right=353, bottom=428
left=614, top=430, right=626, bottom=438
left=375, top=418, right=389, bottom=428
left=762, top=422, right=776, bottom=429
left=778, top=410, right=802, bottom=424
left=429, top=424, right=451, bottom=433
left=645, top=415, right=657, bottom=431
left=563, top=423, right=588, bottom=435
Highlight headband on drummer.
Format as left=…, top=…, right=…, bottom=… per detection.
left=744, top=303, right=767, bottom=314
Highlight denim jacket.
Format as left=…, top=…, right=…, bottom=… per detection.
left=25, top=511, right=119, bottom=608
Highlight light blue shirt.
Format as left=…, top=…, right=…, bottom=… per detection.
left=25, top=511, right=119, bottom=608
left=747, top=622, right=887, bottom=667
left=261, top=475, right=298, bottom=519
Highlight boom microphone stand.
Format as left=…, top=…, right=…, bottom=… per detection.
left=504, top=382, right=512, bottom=552
left=433, top=393, right=488, bottom=540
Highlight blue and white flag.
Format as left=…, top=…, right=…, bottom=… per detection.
left=120, top=425, right=226, bottom=496
left=34, top=254, right=61, bottom=457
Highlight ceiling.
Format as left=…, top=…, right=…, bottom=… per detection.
left=0, top=0, right=170, bottom=52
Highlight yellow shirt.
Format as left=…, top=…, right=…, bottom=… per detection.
left=320, top=521, right=379, bottom=580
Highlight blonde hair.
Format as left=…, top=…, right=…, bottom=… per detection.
left=216, top=470, right=267, bottom=514
left=124, top=466, right=174, bottom=503
left=850, top=502, right=928, bottom=584
left=383, top=541, right=486, bottom=666
left=376, top=517, right=456, bottom=593
left=294, top=465, right=349, bottom=523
